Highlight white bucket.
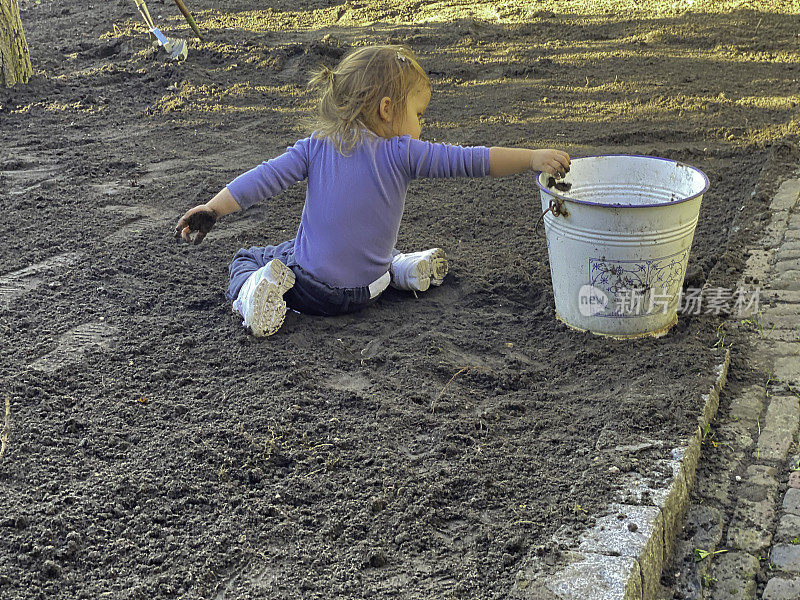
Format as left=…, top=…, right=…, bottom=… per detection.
left=536, top=155, right=710, bottom=338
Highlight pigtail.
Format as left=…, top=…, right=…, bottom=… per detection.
left=308, top=64, right=336, bottom=91
left=307, top=63, right=345, bottom=149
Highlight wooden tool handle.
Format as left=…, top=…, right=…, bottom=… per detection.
left=132, top=0, right=155, bottom=28
left=172, top=0, right=203, bottom=40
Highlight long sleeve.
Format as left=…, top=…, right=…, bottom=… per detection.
left=397, top=136, right=491, bottom=180
left=226, top=137, right=311, bottom=210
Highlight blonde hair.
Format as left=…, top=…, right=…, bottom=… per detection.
left=307, top=45, right=430, bottom=154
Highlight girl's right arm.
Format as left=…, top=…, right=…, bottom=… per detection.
left=206, top=187, right=242, bottom=217
left=175, top=137, right=311, bottom=244
left=174, top=188, right=241, bottom=245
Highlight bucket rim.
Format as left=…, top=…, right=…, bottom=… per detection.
left=536, top=154, right=710, bottom=208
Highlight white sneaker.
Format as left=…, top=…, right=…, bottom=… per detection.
left=390, top=248, right=449, bottom=292
left=233, top=259, right=295, bottom=337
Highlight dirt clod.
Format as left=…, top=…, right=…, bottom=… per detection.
left=547, top=176, right=573, bottom=192
left=185, top=210, right=216, bottom=232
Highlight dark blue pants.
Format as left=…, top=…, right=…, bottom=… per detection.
left=226, top=239, right=373, bottom=317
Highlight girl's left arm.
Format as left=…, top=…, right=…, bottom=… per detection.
left=402, top=138, right=569, bottom=179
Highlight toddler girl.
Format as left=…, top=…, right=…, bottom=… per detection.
left=174, top=45, right=570, bottom=336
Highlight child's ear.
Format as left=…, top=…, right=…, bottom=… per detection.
left=378, top=96, right=393, bottom=122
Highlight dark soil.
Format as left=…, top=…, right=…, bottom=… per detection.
left=546, top=177, right=572, bottom=193
left=1, top=1, right=798, bottom=599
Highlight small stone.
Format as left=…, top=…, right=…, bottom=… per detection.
left=42, top=560, right=61, bottom=578
left=746, top=465, right=779, bottom=490
left=697, top=470, right=734, bottom=506
left=772, top=544, right=800, bottom=573
left=366, top=549, right=387, bottom=568
left=773, top=361, right=800, bottom=387
left=627, top=522, right=638, bottom=532
left=685, top=505, right=724, bottom=551
left=729, top=386, right=765, bottom=429
left=708, top=552, right=759, bottom=599
left=727, top=524, right=773, bottom=553
left=763, top=576, right=800, bottom=600
left=246, top=468, right=263, bottom=484
left=394, top=532, right=410, bottom=545
left=65, top=531, right=81, bottom=544
left=727, top=498, right=776, bottom=552
left=775, top=515, right=800, bottom=544
left=370, top=497, right=387, bottom=513
left=756, top=396, right=800, bottom=461
left=789, top=471, right=800, bottom=489
left=784, top=488, right=800, bottom=516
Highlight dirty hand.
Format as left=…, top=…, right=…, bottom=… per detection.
left=174, top=205, right=218, bottom=245
left=530, top=149, right=571, bottom=178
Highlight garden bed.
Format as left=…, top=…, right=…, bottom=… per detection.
left=1, top=1, right=797, bottom=598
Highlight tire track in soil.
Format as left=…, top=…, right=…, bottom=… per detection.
left=0, top=252, right=83, bottom=309
left=101, top=204, right=173, bottom=244
left=0, top=147, right=60, bottom=211
left=0, top=149, right=60, bottom=196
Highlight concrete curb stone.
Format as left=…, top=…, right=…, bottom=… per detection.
left=755, top=395, right=800, bottom=461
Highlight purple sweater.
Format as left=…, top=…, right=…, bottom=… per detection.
left=227, top=132, right=490, bottom=288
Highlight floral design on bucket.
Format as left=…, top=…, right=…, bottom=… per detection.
left=588, top=247, right=690, bottom=318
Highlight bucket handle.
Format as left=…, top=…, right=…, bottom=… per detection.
left=534, top=197, right=569, bottom=234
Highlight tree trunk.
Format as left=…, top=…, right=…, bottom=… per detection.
left=0, top=0, right=32, bottom=86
